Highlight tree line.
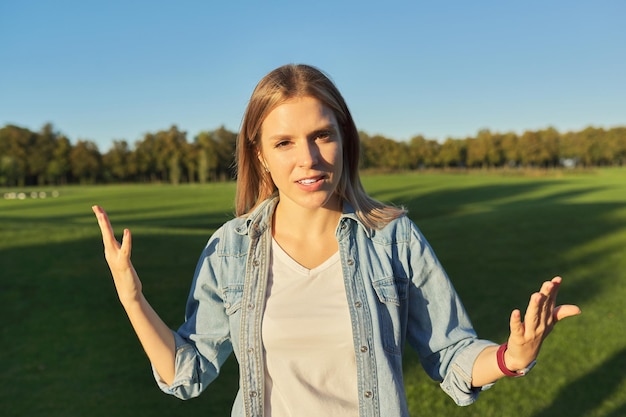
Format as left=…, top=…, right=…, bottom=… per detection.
left=1, top=122, right=625, bottom=187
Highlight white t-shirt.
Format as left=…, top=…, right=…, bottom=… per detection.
left=261, top=239, right=359, bottom=417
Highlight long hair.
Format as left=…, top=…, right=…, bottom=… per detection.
left=235, top=64, right=405, bottom=229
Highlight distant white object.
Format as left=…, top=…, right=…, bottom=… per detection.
left=2, top=190, right=59, bottom=199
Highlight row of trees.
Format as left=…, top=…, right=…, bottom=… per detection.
left=1, top=122, right=625, bottom=187
left=361, top=126, right=626, bottom=170
left=0, top=124, right=237, bottom=186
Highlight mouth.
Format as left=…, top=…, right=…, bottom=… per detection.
left=296, top=175, right=325, bottom=185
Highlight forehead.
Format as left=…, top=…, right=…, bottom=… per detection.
left=261, top=96, right=338, bottom=137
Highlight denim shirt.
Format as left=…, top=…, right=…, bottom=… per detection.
left=154, top=197, right=496, bottom=416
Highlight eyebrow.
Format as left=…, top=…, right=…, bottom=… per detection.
left=266, top=123, right=339, bottom=142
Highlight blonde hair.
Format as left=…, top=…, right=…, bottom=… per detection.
left=235, top=64, right=405, bottom=230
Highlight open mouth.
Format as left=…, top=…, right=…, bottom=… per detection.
left=297, top=178, right=319, bottom=185
left=296, top=175, right=326, bottom=185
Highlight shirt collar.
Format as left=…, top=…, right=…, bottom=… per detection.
left=235, top=196, right=371, bottom=238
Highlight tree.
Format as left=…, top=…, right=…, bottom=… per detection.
left=485, top=132, right=504, bottom=167
left=134, top=133, right=159, bottom=182
left=501, top=132, right=520, bottom=167
left=196, top=131, right=218, bottom=183
left=0, top=125, right=32, bottom=186
left=211, top=126, right=237, bottom=180
left=537, top=127, right=560, bottom=168
left=584, top=127, right=612, bottom=166
left=408, top=135, right=442, bottom=169
left=519, top=130, right=542, bottom=167
left=606, top=127, right=626, bottom=165
left=0, top=155, right=20, bottom=186
left=466, top=136, right=486, bottom=168
left=47, top=135, right=72, bottom=185
left=466, top=129, right=503, bottom=168
left=70, top=140, right=101, bottom=184
left=102, top=140, right=132, bottom=182
left=182, top=140, right=199, bottom=183
left=438, top=138, right=465, bottom=168
left=361, top=134, right=409, bottom=170
left=28, top=123, right=57, bottom=185
left=160, top=125, right=187, bottom=184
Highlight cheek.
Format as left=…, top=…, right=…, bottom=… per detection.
left=329, top=145, right=343, bottom=171
left=265, top=154, right=294, bottom=183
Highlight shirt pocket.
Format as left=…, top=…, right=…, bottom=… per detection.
left=371, top=275, right=408, bottom=355
left=222, top=284, right=244, bottom=315
left=371, top=275, right=408, bottom=306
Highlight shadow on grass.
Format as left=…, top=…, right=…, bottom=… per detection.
left=373, top=181, right=623, bottom=336
left=1, top=178, right=625, bottom=416
left=0, top=216, right=239, bottom=417
left=532, top=347, right=626, bottom=417
left=0, top=205, right=235, bottom=233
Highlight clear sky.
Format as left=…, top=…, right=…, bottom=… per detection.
left=1, top=0, right=625, bottom=151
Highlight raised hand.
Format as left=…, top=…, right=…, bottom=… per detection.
left=92, top=205, right=176, bottom=382
left=504, top=276, right=581, bottom=371
left=92, top=205, right=142, bottom=306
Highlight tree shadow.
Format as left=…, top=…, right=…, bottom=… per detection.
left=0, top=232, right=240, bottom=417
left=371, top=179, right=623, bottom=336
left=532, top=347, right=626, bottom=417
left=2, top=175, right=625, bottom=416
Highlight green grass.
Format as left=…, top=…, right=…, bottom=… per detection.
left=1, top=169, right=625, bottom=417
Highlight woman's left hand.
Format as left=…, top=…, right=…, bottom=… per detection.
left=504, top=276, right=581, bottom=371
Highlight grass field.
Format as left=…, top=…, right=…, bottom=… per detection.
left=1, top=169, right=625, bottom=417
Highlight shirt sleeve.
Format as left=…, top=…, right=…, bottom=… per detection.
left=405, top=219, right=497, bottom=406
left=152, top=230, right=234, bottom=400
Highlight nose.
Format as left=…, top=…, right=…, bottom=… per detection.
left=298, top=140, right=319, bottom=168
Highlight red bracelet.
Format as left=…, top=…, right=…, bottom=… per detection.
left=496, top=343, right=520, bottom=377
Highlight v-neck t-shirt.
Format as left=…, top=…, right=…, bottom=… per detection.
left=261, top=239, right=359, bottom=416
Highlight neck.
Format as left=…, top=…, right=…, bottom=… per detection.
left=272, top=199, right=342, bottom=238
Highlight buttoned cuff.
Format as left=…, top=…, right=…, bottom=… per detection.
left=440, top=340, right=498, bottom=406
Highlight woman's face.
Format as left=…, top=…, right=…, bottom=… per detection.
left=258, top=96, right=343, bottom=213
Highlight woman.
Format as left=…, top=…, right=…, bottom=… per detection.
left=92, top=64, right=581, bottom=417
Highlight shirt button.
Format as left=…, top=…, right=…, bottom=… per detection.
left=250, top=391, right=257, bottom=397
left=347, top=259, right=354, bottom=266
left=354, top=301, right=362, bottom=308
left=224, top=302, right=231, bottom=309
left=247, top=347, right=254, bottom=353
left=341, top=223, right=347, bottom=230
left=253, top=259, right=260, bottom=267
left=248, top=303, right=255, bottom=310
left=360, top=346, right=368, bottom=353
left=364, top=391, right=373, bottom=398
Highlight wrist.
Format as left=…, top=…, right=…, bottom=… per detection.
left=497, top=343, right=536, bottom=377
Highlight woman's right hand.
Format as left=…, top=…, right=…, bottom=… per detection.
left=92, top=205, right=143, bottom=306
left=92, top=205, right=177, bottom=384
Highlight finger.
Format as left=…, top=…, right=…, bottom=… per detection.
left=120, top=228, right=132, bottom=257
left=540, top=277, right=566, bottom=327
left=553, top=304, right=582, bottom=321
left=92, top=205, right=120, bottom=249
left=546, top=276, right=562, bottom=308
left=540, top=280, right=557, bottom=323
left=523, top=292, right=544, bottom=332
left=509, top=308, right=524, bottom=338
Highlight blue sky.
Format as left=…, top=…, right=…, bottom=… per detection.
left=1, top=0, right=625, bottom=151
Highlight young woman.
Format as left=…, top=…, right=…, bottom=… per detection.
left=92, top=64, right=581, bottom=417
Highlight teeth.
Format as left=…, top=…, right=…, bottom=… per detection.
left=299, top=179, right=317, bottom=184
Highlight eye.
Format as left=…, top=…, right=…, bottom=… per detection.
left=274, top=140, right=292, bottom=149
left=314, top=130, right=332, bottom=141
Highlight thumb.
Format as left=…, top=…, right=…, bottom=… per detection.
left=553, top=304, right=582, bottom=322
left=120, top=228, right=132, bottom=257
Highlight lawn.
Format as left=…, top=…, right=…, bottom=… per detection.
left=1, top=169, right=625, bottom=417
